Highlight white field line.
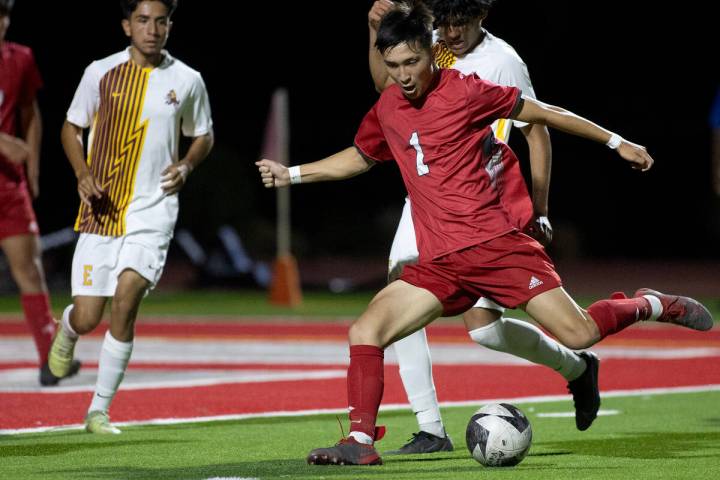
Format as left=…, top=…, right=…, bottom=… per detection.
left=0, top=369, right=346, bottom=394
left=2, top=384, right=718, bottom=435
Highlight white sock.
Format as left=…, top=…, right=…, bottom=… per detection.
left=88, top=331, right=133, bottom=414
left=469, top=317, right=587, bottom=381
left=61, top=305, right=79, bottom=339
left=393, top=329, right=446, bottom=437
left=643, top=295, right=663, bottom=321
left=349, top=431, right=373, bottom=445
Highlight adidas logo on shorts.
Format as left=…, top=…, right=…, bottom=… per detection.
left=529, top=276, right=544, bottom=290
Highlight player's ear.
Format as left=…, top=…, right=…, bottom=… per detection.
left=167, top=20, right=173, bottom=36
left=121, top=18, right=131, bottom=38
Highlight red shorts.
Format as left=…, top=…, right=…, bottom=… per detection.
left=0, top=187, right=39, bottom=241
left=400, top=231, right=562, bottom=316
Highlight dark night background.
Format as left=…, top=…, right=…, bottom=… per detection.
left=4, top=1, right=720, bottom=290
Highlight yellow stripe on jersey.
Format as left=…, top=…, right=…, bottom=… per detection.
left=433, top=41, right=457, bottom=69
left=494, top=118, right=511, bottom=143
left=75, top=61, right=150, bottom=236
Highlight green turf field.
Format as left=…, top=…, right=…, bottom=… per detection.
left=2, top=391, right=718, bottom=479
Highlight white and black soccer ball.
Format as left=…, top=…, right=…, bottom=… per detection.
left=466, top=403, right=532, bottom=467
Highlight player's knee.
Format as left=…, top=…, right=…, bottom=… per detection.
left=554, top=327, right=593, bottom=350
left=463, top=307, right=501, bottom=331
left=71, top=305, right=102, bottom=335
left=348, top=321, right=382, bottom=346
left=110, top=295, right=139, bottom=322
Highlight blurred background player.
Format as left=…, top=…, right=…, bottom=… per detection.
left=49, top=0, right=213, bottom=434
left=0, top=0, right=80, bottom=386
left=367, top=0, right=596, bottom=455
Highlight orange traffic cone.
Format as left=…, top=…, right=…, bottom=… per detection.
left=269, top=253, right=302, bottom=307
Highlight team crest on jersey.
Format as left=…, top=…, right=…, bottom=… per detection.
left=165, top=89, right=180, bottom=106
left=433, top=41, right=457, bottom=69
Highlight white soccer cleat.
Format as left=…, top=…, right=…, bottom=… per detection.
left=85, top=411, right=121, bottom=435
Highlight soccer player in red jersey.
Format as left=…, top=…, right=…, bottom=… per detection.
left=0, top=0, right=80, bottom=385
left=257, top=1, right=714, bottom=466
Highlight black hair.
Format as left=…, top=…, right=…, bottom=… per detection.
left=375, top=1, right=434, bottom=55
left=430, top=0, right=497, bottom=27
left=0, top=0, right=14, bottom=16
left=120, top=0, right=177, bottom=19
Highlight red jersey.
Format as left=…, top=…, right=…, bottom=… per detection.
left=355, top=68, right=523, bottom=261
left=0, top=41, right=43, bottom=189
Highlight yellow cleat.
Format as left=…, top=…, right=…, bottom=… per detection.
left=48, top=324, right=78, bottom=378
left=85, top=411, right=121, bottom=435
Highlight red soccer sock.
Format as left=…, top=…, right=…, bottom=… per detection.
left=347, top=345, right=384, bottom=440
left=21, top=292, right=56, bottom=364
left=587, top=294, right=652, bottom=339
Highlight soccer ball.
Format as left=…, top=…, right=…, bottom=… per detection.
left=465, top=403, right=532, bottom=467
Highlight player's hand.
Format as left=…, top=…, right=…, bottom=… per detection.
left=369, top=0, right=395, bottom=31
left=0, top=134, right=30, bottom=165
left=617, top=140, right=654, bottom=171
left=77, top=170, right=104, bottom=207
left=255, top=159, right=289, bottom=188
left=524, top=215, right=553, bottom=245
left=161, top=162, right=192, bottom=195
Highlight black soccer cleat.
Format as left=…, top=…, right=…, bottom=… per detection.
left=567, top=352, right=600, bottom=431
left=40, top=359, right=82, bottom=387
left=634, top=288, right=714, bottom=332
left=307, top=437, right=382, bottom=465
left=384, top=431, right=454, bottom=455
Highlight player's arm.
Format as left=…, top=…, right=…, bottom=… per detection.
left=161, top=130, right=214, bottom=195
left=18, top=100, right=42, bottom=198
left=61, top=120, right=103, bottom=207
left=513, top=97, right=654, bottom=171
left=369, top=0, right=396, bottom=93
left=0, top=132, right=30, bottom=165
left=519, top=122, right=553, bottom=243
left=256, top=146, right=374, bottom=188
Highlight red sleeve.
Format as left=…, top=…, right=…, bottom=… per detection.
left=19, top=49, right=43, bottom=106
left=354, top=103, right=393, bottom=162
left=464, top=73, right=521, bottom=127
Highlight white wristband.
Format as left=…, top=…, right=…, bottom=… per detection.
left=288, top=165, right=302, bottom=184
left=606, top=133, right=623, bottom=149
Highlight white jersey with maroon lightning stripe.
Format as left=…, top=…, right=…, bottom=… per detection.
left=66, top=48, right=212, bottom=237
left=432, top=29, right=536, bottom=142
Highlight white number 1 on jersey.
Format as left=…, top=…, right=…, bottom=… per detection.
left=409, top=131, right=429, bottom=176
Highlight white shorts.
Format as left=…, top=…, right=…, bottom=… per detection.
left=388, top=198, right=505, bottom=313
left=71, top=231, right=171, bottom=297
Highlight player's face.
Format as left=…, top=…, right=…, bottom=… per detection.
left=122, top=0, right=172, bottom=59
left=438, top=15, right=485, bottom=56
left=383, top=42, right=435, bottom=100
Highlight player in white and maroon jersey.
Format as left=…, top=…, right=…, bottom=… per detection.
left=257, top=2, right=713, bottom=466
left=367, top=0, right=592, bottom=454
left=49, top=0, right=213, bottom=434
left=0, top=0, right=81, bottom=386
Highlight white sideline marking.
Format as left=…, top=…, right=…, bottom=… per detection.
left=0, top=368, right=346, bottom=394
left=2, top=384, right=718, bottom=435
left=537, top=409, right=621, bottom=418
